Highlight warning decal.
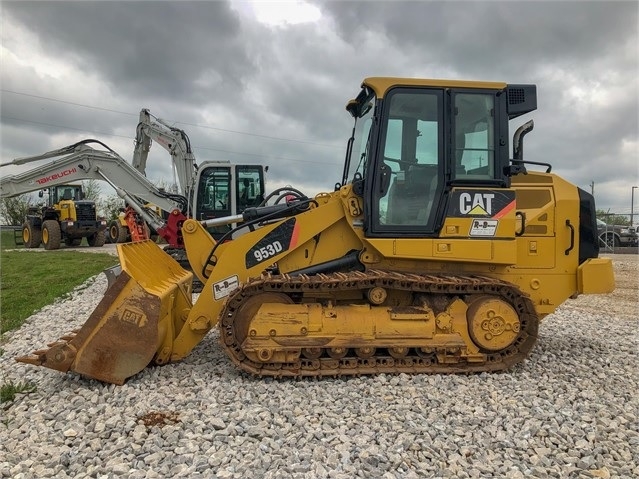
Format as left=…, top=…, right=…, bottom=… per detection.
left=469, top=219, right=498, bottom=237
left=213, top=275, right=240, bottom=301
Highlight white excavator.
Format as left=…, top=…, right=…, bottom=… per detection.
left=107, top=109, right=266, bottom=243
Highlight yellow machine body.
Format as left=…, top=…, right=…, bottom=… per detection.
left=17, top=77, right=614, bottom=383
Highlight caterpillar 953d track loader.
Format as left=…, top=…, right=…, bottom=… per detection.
left=17, top=77, right=614, bottom=384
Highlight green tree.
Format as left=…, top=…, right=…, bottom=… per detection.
left=0, top=195, right=34, bottom=225
left=81, top=179, right=102, bottom=201
left=100, top=195, right=125, bottom=220
left=596, top=209, right=630, bottom=226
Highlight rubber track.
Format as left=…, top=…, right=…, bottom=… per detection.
left=218, top=270, right=539, bottom=377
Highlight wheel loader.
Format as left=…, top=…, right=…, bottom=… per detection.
left=16, top=77, right=615, bottom=384
left=18, top=183, right=107, bottom=250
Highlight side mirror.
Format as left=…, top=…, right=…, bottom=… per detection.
left=346, top=100, right=359, bottom=118
left=346, top=100, right=372, bottom=118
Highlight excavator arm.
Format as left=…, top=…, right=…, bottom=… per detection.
left=132, top=109, right=197, bottom=200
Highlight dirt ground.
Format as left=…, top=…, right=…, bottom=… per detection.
left=4, top=242, right=119, bottom=255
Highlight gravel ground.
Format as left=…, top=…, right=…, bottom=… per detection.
left=1, top=255, right=637, bottom=479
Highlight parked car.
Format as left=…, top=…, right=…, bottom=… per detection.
left=597, top=219, right=638, bottom=248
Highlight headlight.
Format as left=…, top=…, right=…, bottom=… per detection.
left=620, top=228, right=630, bottom=234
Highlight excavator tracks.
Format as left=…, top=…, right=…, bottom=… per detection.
left=218, top=270, right=539, bottom=377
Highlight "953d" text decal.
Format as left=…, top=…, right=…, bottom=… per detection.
left=245, top=218, right=299, bottom=269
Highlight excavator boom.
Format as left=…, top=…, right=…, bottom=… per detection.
left=132, top=109, right=197, bottom=199
left=1, top=140, right=184, bottom=212
left=0, top=139, right=189, bottom=245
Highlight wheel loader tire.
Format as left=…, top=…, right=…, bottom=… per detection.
left=22, top=222, right=42, bottom=249
left=88, top=230, right=106, bottom=247
left=108, top=220, right=128, bottom=243
left=42, top=220, right=61, bottom=250
left=65, top=237, right=82, bottom=247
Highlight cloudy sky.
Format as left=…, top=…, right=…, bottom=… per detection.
left=1, top=0, right=637, bottom=215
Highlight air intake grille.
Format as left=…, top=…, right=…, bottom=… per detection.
left=76, top=203, right=96, bottom=222
left=508, top=88, right=525, bottom=105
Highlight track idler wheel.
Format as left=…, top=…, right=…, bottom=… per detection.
left=389, top=347, right=409, bottom=359
left=327, top=347, right=347, bottom=359
left=467, top=296, right=521, bottom=352
left=302, top=347, right=322, bottom=359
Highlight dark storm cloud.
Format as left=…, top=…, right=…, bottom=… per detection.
left=317, top=1, right=636, bottom=75
left=2, top=1, right=349, bottom=192
left=1, top=0, right=637, bottom=212
left=2, top=1, right=253, bottom=104
left=315, top=0, right=639, bottom=211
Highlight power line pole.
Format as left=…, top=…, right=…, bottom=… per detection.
left=632, top=186, right=638, bottom=227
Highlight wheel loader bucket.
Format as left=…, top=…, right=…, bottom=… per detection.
left=16, top=240, right=193, bottom=385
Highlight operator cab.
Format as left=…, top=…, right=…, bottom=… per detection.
left=52, top=184, right=84, bottom=204
left=341, top=77, right=536, bottom=237
left=195, top=164, right=265, bottom=239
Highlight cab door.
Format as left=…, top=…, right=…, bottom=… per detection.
left=369, top=88, right=445, bottom=237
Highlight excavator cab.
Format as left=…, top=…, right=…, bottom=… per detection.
left=194, top=163, right=265, bottom=239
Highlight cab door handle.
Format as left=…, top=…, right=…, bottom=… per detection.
left=565, top=219, right=575, bottom=255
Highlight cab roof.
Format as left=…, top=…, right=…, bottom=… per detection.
left=362, top=77, right=508, bottom=98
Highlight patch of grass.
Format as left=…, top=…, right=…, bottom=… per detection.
left=0, top=228, right=23, bottom=250
left=0, top=380, right=36, bottom=404
left=0, top=249, right=118, bottom=333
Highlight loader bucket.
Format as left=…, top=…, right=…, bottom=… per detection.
left=16, top=240, right=193, bottom=384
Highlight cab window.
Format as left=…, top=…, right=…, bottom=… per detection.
left=376, top=90, right=442, bottom=229
left=453, top=93, right=495, bottom=179
left=236, top=166, right=264, bottom=211
left=197, top=167, right=231, bottom=218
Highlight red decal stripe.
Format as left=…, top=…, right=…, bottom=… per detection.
left=492, top=200, right=516, bottom=219
left=290, top=221, right=300, bottom=248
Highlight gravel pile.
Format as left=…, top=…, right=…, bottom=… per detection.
left=1, top=256, right=637, bottom=479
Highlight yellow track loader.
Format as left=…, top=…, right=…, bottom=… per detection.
left=17, top=77, right=614, bottom=384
